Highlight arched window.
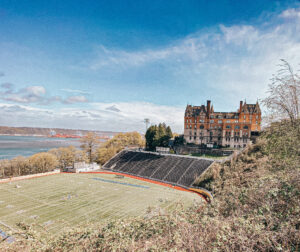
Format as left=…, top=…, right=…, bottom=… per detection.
left=243, top=125, right=248, bottom=129
left=200, top=125, right=204, bottom=129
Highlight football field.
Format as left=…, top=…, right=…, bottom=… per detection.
left=0, top=173, right=202, bottom=235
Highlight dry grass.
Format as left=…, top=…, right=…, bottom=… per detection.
left=1, top=120, right=300, bottom=251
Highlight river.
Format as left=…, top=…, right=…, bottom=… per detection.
left=0, top=135, right=81, bottom=159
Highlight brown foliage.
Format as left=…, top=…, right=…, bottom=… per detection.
left=97, top=132, right=145, bottom=165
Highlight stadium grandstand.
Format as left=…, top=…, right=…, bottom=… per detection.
left=103, top=150, right=214, bottom=188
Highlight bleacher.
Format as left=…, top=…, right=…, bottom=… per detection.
left=103, top=150, right=214, bottom=187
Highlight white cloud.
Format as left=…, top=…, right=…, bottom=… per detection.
left=89, top=10, right=300, bottom=106
left=90, top=39, right=207, bottom=70
left=0, top=84, right=89, bottom=105
left=25, top=86, right=46, bottom=96
left=0, top=102, right=184, bottom=133
left=64, top=95, right=88, bottom=104
left=280, top=8, right=300, bottom=19
left=60, top=88, right=92, bottom=95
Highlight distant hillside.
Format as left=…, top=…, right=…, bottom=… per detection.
left=0, top=126, right=120, bottom=137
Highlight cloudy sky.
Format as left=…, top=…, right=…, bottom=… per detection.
left=0, top=0, right=300, bottom=133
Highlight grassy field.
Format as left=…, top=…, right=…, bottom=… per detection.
left=0, top=173, right=202, bottom=236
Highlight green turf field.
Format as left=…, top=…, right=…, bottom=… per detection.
left=0, top=173, right=202, bottom=235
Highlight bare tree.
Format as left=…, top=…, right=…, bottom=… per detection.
left=80, top=132, right=99, bottom=163
left=262, top=60, right=300, bottom=124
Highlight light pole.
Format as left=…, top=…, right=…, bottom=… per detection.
left=144, top=118, right=150, bottom=132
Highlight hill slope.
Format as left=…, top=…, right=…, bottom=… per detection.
left=1, top=120, right=299, bottom=251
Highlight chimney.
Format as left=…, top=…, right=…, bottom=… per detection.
left=240, top=101, right=243, bottom=112
left=207, top=100, right=211, bottom=114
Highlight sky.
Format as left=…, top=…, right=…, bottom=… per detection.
left=0, top=0, right=300, bottom=133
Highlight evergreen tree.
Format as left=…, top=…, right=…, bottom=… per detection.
left=145, top=123, right=173, bottom=151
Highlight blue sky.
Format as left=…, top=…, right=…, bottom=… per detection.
left=0, top=0, right=300, bottom=132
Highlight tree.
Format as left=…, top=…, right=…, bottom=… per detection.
left=145, top=123, right=173, bottom=151
left=97, top=132, right=144, bottom=165
left=262, top=60, right=300, bottom=124
left=80, top=132, right=100, bottom=163
left=29, top=153, right=58, bottom=173
left=12, top=156, right=29, bottom=176
left=173, top=135, right=185, bottom=146
left=49, top=146, right=88, bottom=170
left=145, top=125, right=157, bottom=151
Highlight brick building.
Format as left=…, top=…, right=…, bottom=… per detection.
left=184, top=100, right=261, bottom=148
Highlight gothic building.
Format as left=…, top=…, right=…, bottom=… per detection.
left=184, top=100, right=261, bottom=148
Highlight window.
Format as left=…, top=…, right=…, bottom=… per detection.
left=194, top=120, right=197, bottom=123
left=218, top=120, right=222, bottom=124
left=199, top=119, right=204, bottom=123
left=194, top=131, right=196, bottom=135
left=234, top=116, right=238, bottom=119
left=210, top=115, right=214, bottom=119
left=189, top=125, right=192, bottom=129
left=234, top=120, right=238, bottom=123
left=256, top=115, right=258, bottom=119
left=243, top=115, right=246, bottom=119
left=190, top=136, right=192, bottom=140
left=186, top=125, right=188, bottom=129
left=243, top=125, right=248, bottom=129
left=226, top=125, right=231, bottom=129
left=210, top=120, right=214, bottom=123
left=200, top=125, right=204, bottom=129
left=194, top=125, right=196, bottom=129
left=194, top=136, right=196, bottom=140
left=235, top=125, right=240, bottom=129
left=256, top=121, right=258, bottom=124
left=226, top=120, right=230, bottom=123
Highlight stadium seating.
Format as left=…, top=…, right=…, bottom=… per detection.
left=103, top=150, right=214, bottom=187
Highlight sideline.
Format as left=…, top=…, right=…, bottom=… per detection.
left=0, top=170, right=60, bottom=184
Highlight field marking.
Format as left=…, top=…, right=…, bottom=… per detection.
left=0, top=173, right=202, bottom=234
left=91, top=177, right=150, bottom=189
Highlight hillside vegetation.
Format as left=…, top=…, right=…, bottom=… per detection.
left=1, top=120, right=299, bottom=251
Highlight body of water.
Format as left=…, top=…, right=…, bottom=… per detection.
left=0, top=135, right=81, bottom=160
